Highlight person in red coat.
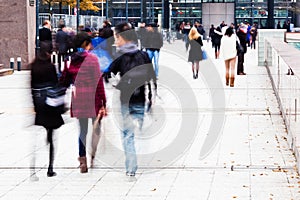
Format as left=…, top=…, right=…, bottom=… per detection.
left=60, top=32, right=107, bottom=173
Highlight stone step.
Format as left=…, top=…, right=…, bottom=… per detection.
left=0, top=68, right=14, bottom=76
left=0, top=64, right=4, bottom=69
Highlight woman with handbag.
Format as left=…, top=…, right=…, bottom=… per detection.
left=60, top=32, right=107, bottom=173
left=220, top=27, right=237, bottom=87
left=30, top=41, right=64, bottom=177
left=188, top=27, right=203, bottom=79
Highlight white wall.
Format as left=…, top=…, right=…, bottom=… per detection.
left=202, top=3, right=235, bottom=38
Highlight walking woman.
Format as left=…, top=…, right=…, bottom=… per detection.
left=220, top=27, right=237, bottom=87
left=30, top=41, right=64, bottom=177
left=213, top=26, right=223, bottom=59
left=188, top=26, right=203, bottom=79
left=60, top=32, right=107, bottom=173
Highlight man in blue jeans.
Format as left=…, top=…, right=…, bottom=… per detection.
left=144, top=23, right=163, bottom=79
left=104, top=22, right=156, bottom=179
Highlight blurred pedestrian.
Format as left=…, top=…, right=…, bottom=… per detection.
left=92, top=23, right=114, bottom=73
left=55, top=24, right=70, bottom=74
left=220, top=27, right=237, bottom=87
left=60, top=32, right=107, bottom=173
left=188, top=27, right=203, bottom=79
left=183, top=22, right=191, bottom=51
left=277, top=21, right=282, bottom=29
left=250, top=24, right=257, bottom=49
left=213, top=26, right=223, bottom=59
left=194, top=21, right=205, bottom=38
left=30, top=41, right=64, bottom=177
left=144, top=22, right=163, bottom=78
left=39, top=20, right=53, bottom=50
left=209, top=24, right=216, bottom=48
left=104, top=22, right=156, bottom=179
left=236, top=23, right=247, bottom=75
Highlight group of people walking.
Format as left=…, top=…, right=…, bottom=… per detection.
left=185, top=20, right=258, bottom=87
left=31, top=21, right=156, bottom=179
left=31, top=18, right=258, bottom=179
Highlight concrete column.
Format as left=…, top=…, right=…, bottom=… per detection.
left=0, top=0, right=36, bottom=69
left=202, top=3, right=235, bottom=37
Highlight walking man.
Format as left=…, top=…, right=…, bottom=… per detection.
left=104, top=22, right=156, bottom=179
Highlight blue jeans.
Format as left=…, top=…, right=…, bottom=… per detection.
left=147, top=50, right=160, bottom=78
left=78, top=118, right=97, bottom=157
left=120, top=103, right=145, bottom=175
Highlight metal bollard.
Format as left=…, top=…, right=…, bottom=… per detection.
left=17, top=57, right=21, bottom=71
left=10, top=58, right=14, bottom=69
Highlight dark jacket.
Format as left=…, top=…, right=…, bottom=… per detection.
left=143, top=30, right=163, bottom=51
left=30, top=58, right=64, bottom=129
left=55, top=29, right=70, bottom=54
left=107, top=44, right=156, bottom=105
left=39, top=27, right=52, bottom=42
left=236, top=29, right=247, bottom=54
left=39, top=27, right=53, bottom=50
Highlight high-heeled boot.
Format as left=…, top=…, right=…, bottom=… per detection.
left=78, top=156, right=88, bottom=173
left=230, top=77, right=235, bottom=87
left=226, top=74, right=229, bottom=86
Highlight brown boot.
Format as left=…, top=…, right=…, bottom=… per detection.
left=215, top=52, right=218, bottom=59
left=78, top=157, right=88, bottom=173
left=230, top=77, right=235, bottom=87
left=225, top=74, right=229, bottom=86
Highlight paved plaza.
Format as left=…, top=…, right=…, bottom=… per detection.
left=0, top=39, right=300, bottom=200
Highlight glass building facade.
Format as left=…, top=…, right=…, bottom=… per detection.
left=40, top=0, right=298, bottom=29
left=106, top=0, right=298, bottom=29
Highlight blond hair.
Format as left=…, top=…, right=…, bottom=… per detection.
left=188, top=27, right=201, bottom=40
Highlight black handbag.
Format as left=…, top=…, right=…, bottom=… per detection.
left=46, top=85, right=67, bottom=114
left=32, top=85, right=67, bottom=114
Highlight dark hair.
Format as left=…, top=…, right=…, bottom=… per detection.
left=59, top=24, right=66, bottom=29
left=114, top=22, right=138, bottom=43
left=74, top=32, right=92, bottom=48
left=37, top=41, right=52, bottom=60
left=224, top=27, right=234, bottom=37
left=98, top=27, right=114, bottom=39
left=103, top=20, right=112, bottom=28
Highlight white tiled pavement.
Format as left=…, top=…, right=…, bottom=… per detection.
left=0, top=39, right=300, bottom=200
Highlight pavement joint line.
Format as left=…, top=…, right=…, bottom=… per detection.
left=1, top=166, right=296, bottom=170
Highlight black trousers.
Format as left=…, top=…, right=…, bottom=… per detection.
left=47, top=128, right=54, bottom=168
left=237, top=53, right=245, bottom=74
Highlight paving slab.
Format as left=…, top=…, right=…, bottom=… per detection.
left=0, top=40, right=300, bottom=199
